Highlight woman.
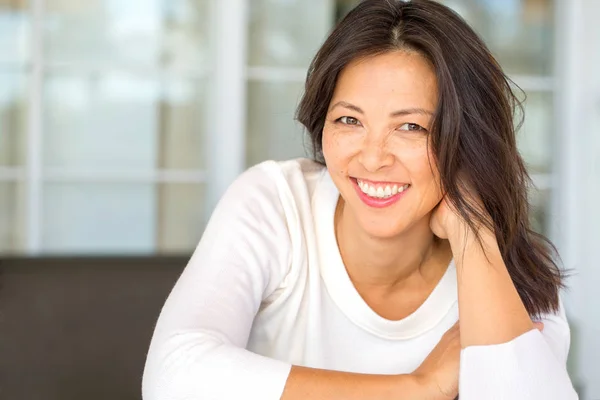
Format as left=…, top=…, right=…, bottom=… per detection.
left=143, top=1, right=577, bottom=399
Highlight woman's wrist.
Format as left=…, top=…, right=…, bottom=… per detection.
left=446, top=217, right=496, bottom=260
left=445, top=217, right=473, bottom=254
left=399, top=374, right=446, bottom=400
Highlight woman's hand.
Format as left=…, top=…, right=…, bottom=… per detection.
left=413, top=323, right=460, bottom=400
left=413, top=322, right=545, bottom=400
left=429, top=187, right=490, bottom=243
left=429, top=196, right=462, bottom=240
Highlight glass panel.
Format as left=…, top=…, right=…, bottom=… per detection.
left=0, top=182, right=26, bottom=253
left=42, top=182, right=205, bottom=254
left=155, top=183, right=205, bottom=253
left=517, top=91, right=553, bottom=174
left=248, top=0, right=334, bottom=67
left=0, top=0, right=29, bottom=65
left=156, top=77, right=208, bottom=170
left=246, top=81, right=308, bottom=167
left=529, top=186, right=550, bottom=235
left=0, top=72, right=27, bottom=166
left=43, top=72, right=160, bottom=170
left=44, top=0, right=211, bottom=69
left=42, top=182, right=157, bottom=254
left=161, top=0, right=212, bottom=70
left=443, top=0, right=554, bottom=75
left=43, top=73, right=207, bottom=170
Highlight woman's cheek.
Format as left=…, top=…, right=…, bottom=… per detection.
left=324, top=129, right=356, bottom=159
left=393, top=144, right=431, bottom=173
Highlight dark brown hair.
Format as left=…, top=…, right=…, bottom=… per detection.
left=296, top=0, right=564, bottom=317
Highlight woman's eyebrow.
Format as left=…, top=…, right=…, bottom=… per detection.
left=329, top=101, right=364, bottom=114
left=390, top=108, right=434, bottom=117
left=329, top=101, right=434, bottom=117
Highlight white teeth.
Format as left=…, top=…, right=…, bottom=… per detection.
left=357, top=179, right=409, bottom=199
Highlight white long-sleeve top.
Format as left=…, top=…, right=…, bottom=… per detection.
left=142, top=158, right=578, bottom=400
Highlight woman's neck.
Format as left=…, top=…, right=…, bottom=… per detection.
left=334, top=198, right=451, bottom=293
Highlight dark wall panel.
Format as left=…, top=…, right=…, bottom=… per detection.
left=0, top=257, right=187, bottom=400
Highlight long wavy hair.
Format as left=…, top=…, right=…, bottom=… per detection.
left=296, top=0, right=565, bottom=317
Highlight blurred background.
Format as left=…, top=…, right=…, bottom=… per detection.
left=0, top=0, right=598, bottom=399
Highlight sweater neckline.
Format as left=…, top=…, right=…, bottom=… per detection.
left=312, top=168, right=457, bottom=340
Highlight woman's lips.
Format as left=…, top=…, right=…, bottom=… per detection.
left=350, top=177, right=410, bottom=208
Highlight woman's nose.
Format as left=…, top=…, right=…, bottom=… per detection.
left=357, top=135, right=394, bottom=172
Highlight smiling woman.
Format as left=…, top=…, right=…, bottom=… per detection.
left=142, top=1, right=577, bottom=400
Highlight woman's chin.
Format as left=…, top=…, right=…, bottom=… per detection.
left=358, top=219, right=408, bottom=240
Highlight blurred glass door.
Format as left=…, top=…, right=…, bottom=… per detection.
left=0, top=0, right=559, bottom=254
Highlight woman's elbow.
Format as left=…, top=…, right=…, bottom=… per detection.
left=142, top=334, right=225, bottom=400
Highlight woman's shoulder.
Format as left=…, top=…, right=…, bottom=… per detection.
left=245, top=157, right=326, bottom=182
left=234, top=157, right=327, bottom=206
left=214, top=158, right=324, bottom=298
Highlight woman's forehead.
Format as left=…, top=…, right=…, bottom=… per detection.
left=332, top=52, right=438, bottom=111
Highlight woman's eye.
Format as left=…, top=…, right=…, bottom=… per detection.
left=338, top=116, right=361, bottom=126
left=398, top=123, right=425, bottom=131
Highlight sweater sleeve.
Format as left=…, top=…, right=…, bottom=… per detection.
left=142, top=163, right=294, bottom=400
left=458, top=299, right=578, bottom=399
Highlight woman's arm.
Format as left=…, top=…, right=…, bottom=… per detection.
left=448, top=226, right=532, bottom=348
left=282, top=367, right=425, bottom=400
left=142, top=164, right=296, bottom=400
left=433, top=202, right=578, bottom=399
left=458, top=307, right=576, bottom=399
left=283, top=319, right=462, bottom=400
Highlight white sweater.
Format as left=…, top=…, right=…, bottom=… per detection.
left=142, top=158, right=578, bottom=400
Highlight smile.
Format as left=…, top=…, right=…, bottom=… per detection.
left=351, top=178, right=411, bottom=208
left=357, top=179, right=410, bottom=199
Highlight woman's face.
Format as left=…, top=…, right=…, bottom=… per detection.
left=322, top=51, right=443, bottom=239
